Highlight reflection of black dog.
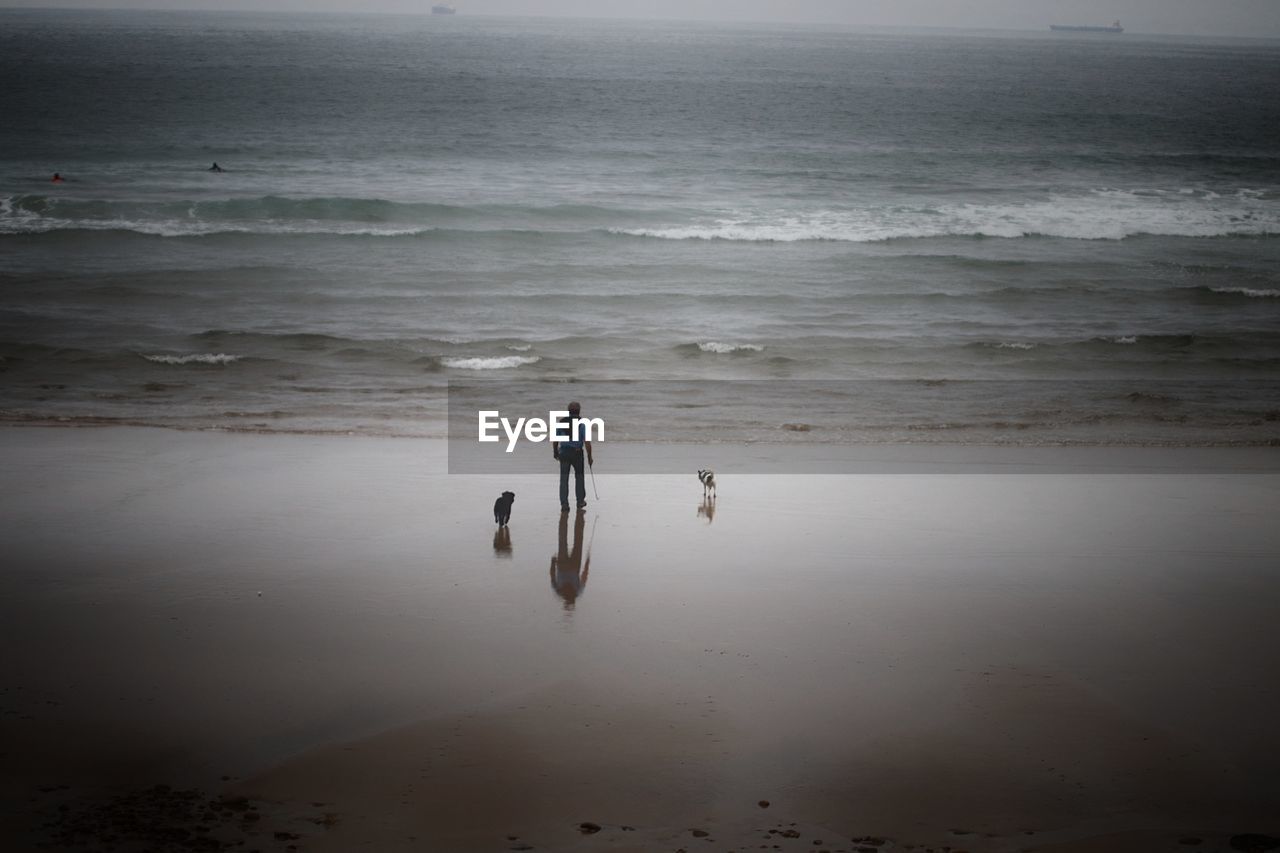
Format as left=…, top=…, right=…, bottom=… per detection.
left=493, top=491, right=515, bottom=526
left=493, top=526, right=512, bottom=557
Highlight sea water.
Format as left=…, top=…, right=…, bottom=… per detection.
left=2, top=10, right=1278, bottom=443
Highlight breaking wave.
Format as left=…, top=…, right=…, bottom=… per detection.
left=6, top=188, right=1276, bottom=243
left=1209, top=286, right=1280, bottom=298
left=697, top=341, right=764, bottom=354
left=141, top=353, right=242, bottom=365
left=610, top=189, right=1280, bottom=243
left=440, top=355, right=542, bottom=370
left=0, top=194, right=652, bottom=238
left=673, top=342, right=766, bottom=355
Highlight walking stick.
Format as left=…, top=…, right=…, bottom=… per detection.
left=586, top=513, right=598, bottom=559
left=588, top=456, right=599, bottom=501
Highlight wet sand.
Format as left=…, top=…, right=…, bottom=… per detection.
left=2, top=426, right=1278, bottom=852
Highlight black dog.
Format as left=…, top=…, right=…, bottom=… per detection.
left=493, top=491, right=515, bottom=526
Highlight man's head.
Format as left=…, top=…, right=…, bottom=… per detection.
left=568, top=401, right=581, bottom=416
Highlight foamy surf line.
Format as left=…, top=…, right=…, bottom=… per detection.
left=1210, top=287, right=1280, bottom=298
left=141, top=353, right=242, bottom=365
left=7, top=188, right=1277, bottom=241
left=697, top=342, right=764, bottom=354
left=607, top=191, right=1280, bottom=243
left=0, top=219, right=436, bottom=238
left=441, top=355, right=541, bottom=370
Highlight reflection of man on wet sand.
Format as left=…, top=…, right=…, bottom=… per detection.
left=550, top=511, right=590, bottom=609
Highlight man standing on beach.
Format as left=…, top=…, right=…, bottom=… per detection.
left=553, top=400, right=593, bottom=513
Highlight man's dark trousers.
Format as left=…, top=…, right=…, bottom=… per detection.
left=559, top=449, right=585, bottom=509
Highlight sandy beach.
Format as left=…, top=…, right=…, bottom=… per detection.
left=3, top=426, right=1279, bottom=852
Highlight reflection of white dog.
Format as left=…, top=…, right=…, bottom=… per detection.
left=697, top=497, right=716, bottom=524
left=697, top=469, right=716, bottom=498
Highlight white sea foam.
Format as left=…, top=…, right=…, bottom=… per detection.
left=1210, top=286, right=1280, bottom=298
left=7, top=186, right=1277, bottom=242
left=441, top=355, right=541, bottom=370
left=142, top=353, right=241, bottom=365
left=990, top=342, right=1036, bottom=350
left=505, top=344, right=533, bottom=351
left=1110, top=336, right=1139, bottom=344
left=698, top=342, right=764, bottom=353
left=610, top=188, right=1280, bottom=243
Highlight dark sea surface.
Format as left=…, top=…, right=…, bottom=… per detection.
left=2, top=9, right=1278, bottom=443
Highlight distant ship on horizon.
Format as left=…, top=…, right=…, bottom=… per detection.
left=431, top=4, right=456, bottom=14
left=1050, top=20, right=1123, bottom=33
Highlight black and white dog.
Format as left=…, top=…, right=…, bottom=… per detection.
left=697, top=469, right=716, bottom=499
left=493, top=490, right=515, bottom=526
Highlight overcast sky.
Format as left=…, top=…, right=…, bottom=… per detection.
left=3, top=0, right=1279, bottom=38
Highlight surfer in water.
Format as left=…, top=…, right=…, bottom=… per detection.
left=208, top=162, right=223, bottom=172
left=51, top=173, right=65, bottom=184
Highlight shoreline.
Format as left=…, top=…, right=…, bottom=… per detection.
left=7, top=376, right=1280, bottom=450
left=3, top=421, right=1280, bottom=473
left=3, top=426, right=1278, bottom=851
